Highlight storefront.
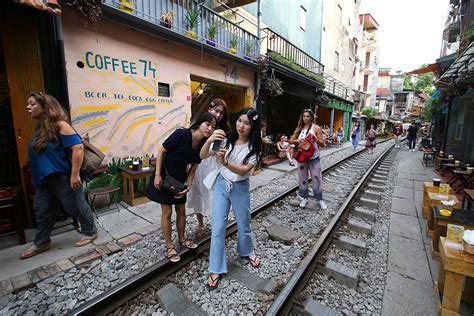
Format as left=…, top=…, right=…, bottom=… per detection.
left=318, top=96, right=353, bottom=141
left=62, top=7, right=255, bottom=159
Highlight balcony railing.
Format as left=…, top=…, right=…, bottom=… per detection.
left=103, top=0, right=259, bottom=61
left=264, top=28, right=324, bottom=75
left=322, top=73, right=353, bottom=101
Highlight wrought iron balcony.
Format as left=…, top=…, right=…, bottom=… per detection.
left=264, top=28, right=324, bottom=76
left=103, top=0, right=259, bottom=62
left=322, top=73, right=353, bottom=102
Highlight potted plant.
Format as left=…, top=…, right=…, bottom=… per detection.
left=160, top=10, right=175, bottom=29
left=206, top=24, right=218, bottom=47
left=244, top=42, right=254, bottom=61
left=228, top=35, right=238, bottom=54
left=185, top=8, right=200, bottom=39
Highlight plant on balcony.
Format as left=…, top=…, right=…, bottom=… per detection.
left=185, top=8, right=200, bottom=39
left=222, top=10, right=237, bottom=21
left=228, top=35, right=238, bottom=54
left=206, top=24, right=218, bottom=47
left=68, top=0, right=103, bottom=29
left=268, top=51, right=325, bottom=85
left=256, top=55, right=269, bottom=80
left=160, top=10, right=176, bottom=29
left=244, top=42, right=254, bottom=61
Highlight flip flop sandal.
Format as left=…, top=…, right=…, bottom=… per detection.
left=241, top=255, right=261, bottom=268
left=20, top=242, right=51, bottom=259
left=179, top=239, right=198, bottom=249
left=166, top=247, right=180, bottom=263
left=207, top=274, right=221, bottom=290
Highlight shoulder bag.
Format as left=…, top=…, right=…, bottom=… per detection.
left=162, top=168, right=186, bottom=196
left=71, top=127, right=105, bottom=175
left=292, top=127, right=316, bottom=163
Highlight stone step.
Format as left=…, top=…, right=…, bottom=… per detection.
left=347, top=219, right=372, bottom=235
left=324, top=260, right=359, bottom=289
left=363, top=189, right=382, bottom=201
left=352, top=207, right=376, bottom=222
left=334, top=235, right=367, bottom=256
left=228, top=262, right=277, bottom=294
left=157, top=283, right=206, bottom=315
left=302, top=299, right=340, bottom=316
left=360, top=197, right=379, bottom=209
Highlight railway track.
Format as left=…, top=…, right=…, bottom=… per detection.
left=70, top=140, right=395, bottom=315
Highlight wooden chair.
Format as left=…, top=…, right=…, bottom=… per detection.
left=86, top=169, right=121, bottom=219
left=0, top=189, right=26, bottom=245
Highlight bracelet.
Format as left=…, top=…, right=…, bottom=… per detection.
left=223, top=159, right=229, bottom=166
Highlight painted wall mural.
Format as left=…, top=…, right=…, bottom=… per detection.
left=62, top=7, right=254, bottom=160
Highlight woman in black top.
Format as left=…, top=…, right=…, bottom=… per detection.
left=146, top=112, right=216, bottom=262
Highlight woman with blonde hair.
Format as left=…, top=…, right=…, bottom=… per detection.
left=289, top=108, right=327, bottom=210
left=187, top=98, right=231, bottom=238
left=21, top=92, right=98, bottom=259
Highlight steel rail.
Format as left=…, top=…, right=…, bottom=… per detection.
left=69, top=139, right=392, bottom=316
left=265, top=143, right=395, bottom=315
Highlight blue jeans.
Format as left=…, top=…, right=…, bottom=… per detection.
left=34, top=172, right=97, bottom=246
left=297, top=157, right=323, bottom=200
left=208, top=175, right=254, bottom=274
left=408, top=138, right=416, bottom=149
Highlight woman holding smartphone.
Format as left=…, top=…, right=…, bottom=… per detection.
left=200, top=107, right=262, bottom=290
left=187, top=98, right=230, bottom=238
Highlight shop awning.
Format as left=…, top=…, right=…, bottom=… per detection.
left=14, top=0, right=61, bottom=15
left=406, top=63, right=439, bottom=74
left=439, top=42, right=474, bottom=81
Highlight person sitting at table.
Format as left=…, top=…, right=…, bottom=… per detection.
left=276, top=134, right=295, bottom=166
left=146, top=112, right=216, bottom=263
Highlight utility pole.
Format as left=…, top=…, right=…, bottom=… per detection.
left=256, top=0, right=262, bottom=112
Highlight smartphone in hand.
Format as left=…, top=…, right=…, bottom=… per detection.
left=212, top=139, right=223, bottom=152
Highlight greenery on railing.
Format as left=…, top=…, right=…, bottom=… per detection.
left=268, top=51, right=325, bottom=85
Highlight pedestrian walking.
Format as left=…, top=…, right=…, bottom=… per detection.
left=365, top=124, right=378, bottom=154
left=202, top=108, right=262, bottom=290
left=351, top=122, right=360, bottom=150
left=187, top=98, right=230, bottom=238
left=289, top=109, right=327, bottom=210
left=407, top=122, right=418, bottom=152
left=21, top=92, right=98, bottom=259
left=393, top=122, right=403, bottom=148
left=146, top=112, right=216, bottom=263
left=276, top=134, right=295, bottom=166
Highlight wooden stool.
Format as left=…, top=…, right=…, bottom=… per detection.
left=437, top=237, right=474, bottom=315
left=423, top=182, right=453, bottom=219
left=119, top=167, right=154, bottom=206
left=427, top=192, right=460, bottom=237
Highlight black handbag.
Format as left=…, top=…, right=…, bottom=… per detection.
left=162, top=169, right=186, bottom=196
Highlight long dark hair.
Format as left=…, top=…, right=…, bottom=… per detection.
left=226, top=107, right=262, bottom=165
left=189, top=112, right=216, bottom=148
left=292, top=108, right=316, bottom=138
left=194, top=98, right=230, bottom=133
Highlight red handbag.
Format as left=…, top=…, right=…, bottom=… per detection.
left=293, top=133, right=315, bottom=163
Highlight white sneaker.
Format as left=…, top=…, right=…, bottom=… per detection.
left=319, top=200, right=328, bottom=210
left=299, top=198, right=308, bottom=208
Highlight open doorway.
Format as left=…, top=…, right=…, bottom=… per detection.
left=190, top=76, right=250, bottom=122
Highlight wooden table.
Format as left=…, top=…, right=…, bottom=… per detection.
left=437, top=237, right=474, bottom=315
left=432, top=206, right=474, bottom=258
left=423, top=182, right=453, bottom=219
left=119, top=167, right=154, bottom=206
left=427, top=193, right=460, bottom=236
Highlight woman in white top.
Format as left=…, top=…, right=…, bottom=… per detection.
left=289, top=109, right=327, bottom=210
left=187, top=98, right=230, bottom=238
left=200, top=108, right=263, bottom=290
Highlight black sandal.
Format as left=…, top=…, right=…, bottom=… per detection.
left=179, top=239, right=198, bottom=249
left=207, top=274, right=221, bottom=290
left=241, top=255, right=261, bottom=268
left=166, top=247, right=180, bottom=263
